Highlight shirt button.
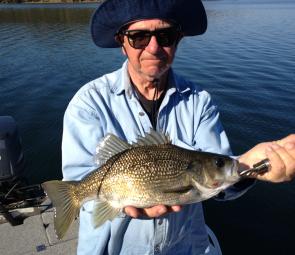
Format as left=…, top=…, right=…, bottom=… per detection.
left=139, top=112, right=145, bottom=116
left=158, top=219, right=163, bottom=225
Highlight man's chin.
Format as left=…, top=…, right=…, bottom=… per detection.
left=143, top=67, right=169, bottom=80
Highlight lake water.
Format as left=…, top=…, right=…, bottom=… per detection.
left=0, top=1, right=294, bottom=254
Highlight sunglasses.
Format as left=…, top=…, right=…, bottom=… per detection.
left=119, top=26, right=181, bottom=49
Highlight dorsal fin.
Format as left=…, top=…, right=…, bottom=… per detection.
left=132, top=129, right=171, bottom=146
left=94, top=130, right=171, bottom=165
left=94, top=134, right=131, bottom=165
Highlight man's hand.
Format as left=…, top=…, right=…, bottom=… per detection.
left=124, top=205, right=182, bottom=218
left=238, top=134, right=295, bottom=182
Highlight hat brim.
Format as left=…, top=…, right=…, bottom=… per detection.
left=91, top=0, right=207, bottom=48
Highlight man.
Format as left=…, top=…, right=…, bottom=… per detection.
left=62, top=0, right=295, bottom=254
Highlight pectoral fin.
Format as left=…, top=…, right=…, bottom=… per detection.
left=163, top=185, right=194, bottom=194
left=92, top=201, right=121, bottom=228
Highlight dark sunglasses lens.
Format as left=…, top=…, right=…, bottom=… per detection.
left=127, top=31, right=151, bottom=49
left=156, top=28, right=179, bottom=47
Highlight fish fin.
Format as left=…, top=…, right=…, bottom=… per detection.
left=95, top=134, right=132, bottom=165
left=42, top=180, right=80, bottom=239
left=94, top=130, right=170, bottom=165
left=92, top=200, right=121, bottom=228
left=163, top=185, right=194, bottom=194
left=133, top=129, right=171, bottom=146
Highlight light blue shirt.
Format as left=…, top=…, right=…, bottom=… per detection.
left=62, top=60, right=253, bottom=255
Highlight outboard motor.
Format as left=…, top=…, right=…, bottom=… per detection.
left=0, top=116, right=26, bottom=225
left=0, top=116, right=25, bottom=183
left=0, top=116, right=46, bottom=226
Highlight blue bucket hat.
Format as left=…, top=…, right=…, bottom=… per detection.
left=91, top=0, right=207, bottom=48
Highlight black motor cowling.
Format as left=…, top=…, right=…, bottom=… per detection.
left=0, top=116, right=25, bottom=182
left=0, top=117, right=46, bottom=226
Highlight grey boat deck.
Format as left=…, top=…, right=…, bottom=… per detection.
left=0, top=200, right=223, bottom=255
left=0, top=199, right=78, bottom=255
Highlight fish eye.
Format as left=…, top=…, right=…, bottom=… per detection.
left=215, top=158, right=225, bottom=168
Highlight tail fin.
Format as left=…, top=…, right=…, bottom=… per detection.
left=42, top=180, right=80, bottom=239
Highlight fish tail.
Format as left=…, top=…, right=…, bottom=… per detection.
left=42, top=180, right=80, bottom=239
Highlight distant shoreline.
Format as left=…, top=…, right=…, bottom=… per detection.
left=0, top=0, right=102, bottom=3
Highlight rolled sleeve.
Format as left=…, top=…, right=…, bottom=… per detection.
left=214, top=178, right=256, bottom=201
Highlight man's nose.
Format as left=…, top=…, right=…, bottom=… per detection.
left=145, top=35, right=161, bottom=53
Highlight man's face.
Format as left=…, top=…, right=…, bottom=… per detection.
left=121, top=19, right=180, bottom=83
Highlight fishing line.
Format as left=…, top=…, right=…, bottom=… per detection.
left=151, top=79, right=159, bottom=130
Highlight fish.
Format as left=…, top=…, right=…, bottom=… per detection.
left=42, top=130, right=241, bottom=239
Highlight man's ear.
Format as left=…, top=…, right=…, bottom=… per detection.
left=115, top=34, right=127, bottom=55
left=115, top=34, right=123, bottom=45
left=121, top=46, right=127, bottom=56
